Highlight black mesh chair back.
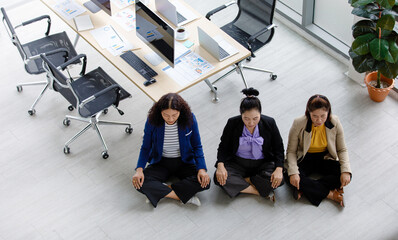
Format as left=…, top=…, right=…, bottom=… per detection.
left=41, top=53, right=130, bottom=118
left=204, top=0, right=277, bottom=98
left=221, top=0, right=276, bottom=53
left=1, top=7, right=78, bottom=115
left=41, top=53, right=133, bottom=159
left=1, top=7, right=77, bottom=75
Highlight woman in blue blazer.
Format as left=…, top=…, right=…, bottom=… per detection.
left=132, top=93, right=210, bottom=207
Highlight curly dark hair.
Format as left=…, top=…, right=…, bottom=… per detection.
left=240, top=88, right=262, bottom=114
left=148, top=93, right=193, bottom=128
left=305, top=94, right=332, bottom=121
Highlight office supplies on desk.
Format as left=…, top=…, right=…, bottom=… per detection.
left=183, top=40, right=194, bottom=48
left=197, top=26, right=238, bottom=61
left=53, top=0, right=86, bottom=20
left=162, top=51, right=213, bottom=86
left=120, top=51, right=158, bottom=86
left=112, top=0, right=134, bottom=9
left=112, top=8, right=135, bottom=32
left=74, top=15, right=94, bottom=31
left=155, top=0, right=198, bottom=26
left=90, top=25, right=124, bottom=49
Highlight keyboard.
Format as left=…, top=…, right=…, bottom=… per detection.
left=176, top=12, right=187, bottom=23
left=218, top=46, right=230, bottom=59
left=120, top=51, right=158, bottom=82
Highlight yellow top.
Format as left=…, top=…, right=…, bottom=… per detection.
left=308, top=124, right=327, bottom=153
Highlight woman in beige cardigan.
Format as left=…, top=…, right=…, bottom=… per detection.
left=285, top=95, right=351, bottom=207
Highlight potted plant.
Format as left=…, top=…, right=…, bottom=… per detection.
left=349, top=0, right=397, bottom=102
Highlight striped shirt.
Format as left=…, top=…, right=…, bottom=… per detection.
left=162, top=122, right=181, bottom=158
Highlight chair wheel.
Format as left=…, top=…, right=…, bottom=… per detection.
left=103, top=109, right=108, bottom=114
left=64, top=146, right=70, bottom=154
left=63, top=118, right=70, bottom=126
left=125, top=127, right=133, bottom=134
left=16, top=86, right=23, bottom=92
left=271, top=74, right=277, bottom=80
left=28, top=109, right=36, bottom=116
left=68, top=105, right=74, bottom=111
left=102, top=151, right=109, bottom=159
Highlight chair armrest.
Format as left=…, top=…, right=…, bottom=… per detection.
left=79, top=84, right=120, bottom=109
left=59, top=54, right=87, bottom=76
left=30, top=48, right=69, bottom=62
left=247, top=24, right=276, bottom=44
left=17, top=15, right=51, bottom=36
left=247, top=24, right=276, bottom=57
left=206, top=1, right=236, bottom=20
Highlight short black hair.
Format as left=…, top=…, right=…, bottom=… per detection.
left=240, top=88, right=261, bottom=114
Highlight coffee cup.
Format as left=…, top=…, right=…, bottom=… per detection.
left=175, top=26, right=188, bottom=40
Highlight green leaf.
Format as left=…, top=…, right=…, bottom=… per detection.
left=377, top=0, right=395, bottom=9
left=349, top=48, right=378, bottom=72
left=379, top=61, right=398, bottom=78
left=388, top=40, right=398, bottom=62
left=352, top=0, right=374, bottom=7
left=352, top=33, right=376, bottom=55
left=376, top=15, right=395, bottom=31
left=370, top=38, right=390, bottom=61
left=352, top=20, right=375, bottom=38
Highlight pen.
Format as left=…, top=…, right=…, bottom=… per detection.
left=110, top=25, right=124, bottom=43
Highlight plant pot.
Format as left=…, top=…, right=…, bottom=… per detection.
left=364, top=72, right=395, bottom=102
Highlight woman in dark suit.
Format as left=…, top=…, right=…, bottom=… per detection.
left=132, top=93, right=210, bottom=207
left=214, top=88, right=284, bottom=201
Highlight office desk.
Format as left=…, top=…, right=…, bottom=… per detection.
left=39, top=0, right=250, bottom=102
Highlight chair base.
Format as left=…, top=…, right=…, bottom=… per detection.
left=62, top=111, right=133, bottom=159
left=207, top=61, right=277, bottom=101
left=16, top=80, right=49, bottom=116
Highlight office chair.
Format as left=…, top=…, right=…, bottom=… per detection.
left=206, top=0, right=277, bottom=97
left=41, top=51, right=133, bottom=159
left=1, top=7, right=77, bottom=115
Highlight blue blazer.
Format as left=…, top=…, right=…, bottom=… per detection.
left=136, top=113, right=207, bottom=171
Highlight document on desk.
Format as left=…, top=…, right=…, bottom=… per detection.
left=90, top=25, right=134, bottom=56
left=53, top=0, right=86, bottom=20
left=162, top=51, right=214, bottom=86
left=112, top=8, right=136, bottom=32
left=112, top=0, right=135, bottom=9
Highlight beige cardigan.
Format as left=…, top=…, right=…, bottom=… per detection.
left=285, top=115, right=351, bottom=176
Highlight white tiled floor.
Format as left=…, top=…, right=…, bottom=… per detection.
left=1, top=1, right=398, bottom=239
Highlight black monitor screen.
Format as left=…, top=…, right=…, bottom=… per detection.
left=92, top=0, right=111, bottom=15
left=135, top=1, right=175, bottom=67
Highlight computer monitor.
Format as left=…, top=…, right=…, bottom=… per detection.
left=135, top=1, right=175, bottom=67
left=84, top=0, right=112, bottom=15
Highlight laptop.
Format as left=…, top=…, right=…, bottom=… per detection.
left=197, top=26, right=239, bottom=61
left=155, top=0, right=198, bottom=26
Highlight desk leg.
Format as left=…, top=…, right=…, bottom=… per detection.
left=73, top=33, right=80, bottom=48
left=204, top=78, right=219, bottom=103
left=236, top=63, right=249, bottom=89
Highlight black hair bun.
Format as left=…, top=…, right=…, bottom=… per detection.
left=241, top=87, right=259, bottom=97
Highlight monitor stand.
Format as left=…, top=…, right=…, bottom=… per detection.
left=144, top=52, right=164, bottom=66
left=83, top=1, right=101, bottom=13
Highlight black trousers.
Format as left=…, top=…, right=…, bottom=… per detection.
left=137, top=157, right=210, bottom=207
left=285, top=152, right=342, bottom=206
left=214, top=157, right=282, bottom=198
